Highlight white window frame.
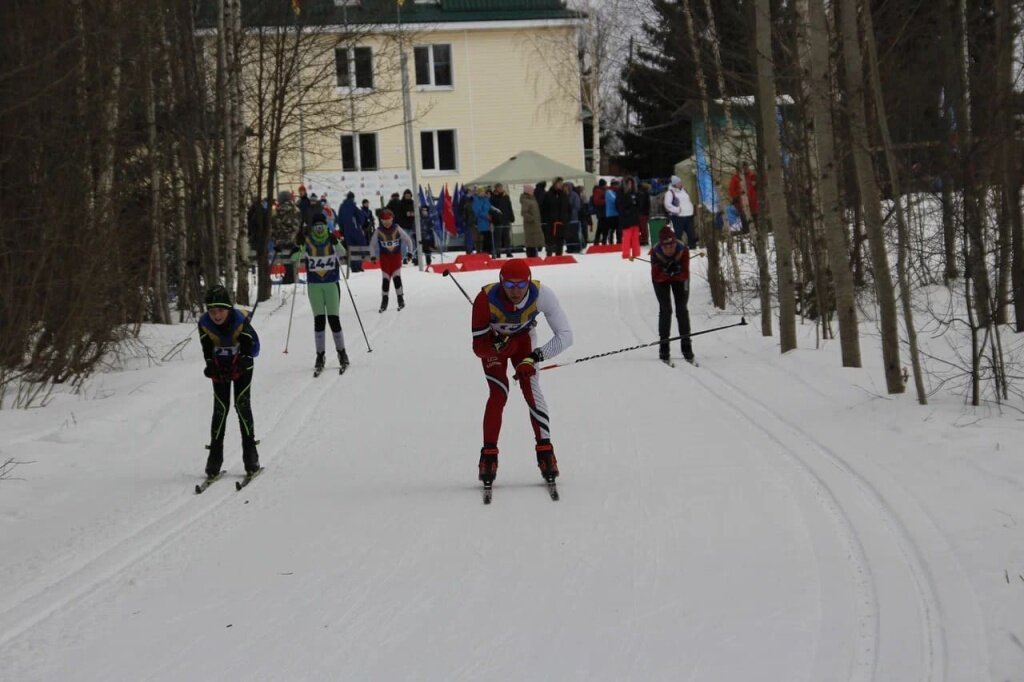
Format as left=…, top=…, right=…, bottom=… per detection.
left=341, top=132, right=379, bottom=172
left=420, top=129, right=458, bottom=175
left=413, top=44, right=454, bottom=90
left=335, top=46, right=374, bottom=93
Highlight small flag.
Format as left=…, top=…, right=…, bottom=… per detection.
left=442, top=185, right=457, bottom=236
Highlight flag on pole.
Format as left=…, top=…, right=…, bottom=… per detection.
left=441, top=185, right=457, bottom=236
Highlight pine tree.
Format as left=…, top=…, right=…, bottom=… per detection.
left=619, top=0, right=756, bottom=175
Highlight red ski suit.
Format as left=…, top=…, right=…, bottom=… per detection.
left=471, top=281, right=572, bottom=445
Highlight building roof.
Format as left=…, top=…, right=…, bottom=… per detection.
left=196, top=0, right=581, bottom=29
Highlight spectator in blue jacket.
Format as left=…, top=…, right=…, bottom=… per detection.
left=339, top=191, right=366, bottom=272
left=472, top=187, right=494, bottom=255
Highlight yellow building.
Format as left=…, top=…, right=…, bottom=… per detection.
left=252, top=0, right=586, bottom=202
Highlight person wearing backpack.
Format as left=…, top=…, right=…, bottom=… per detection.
left=198, top=285, right=261, bottom=479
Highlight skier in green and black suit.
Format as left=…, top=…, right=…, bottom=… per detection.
left=291, top=212, right=350, bottom=374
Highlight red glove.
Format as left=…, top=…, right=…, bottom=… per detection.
left=514, top=351, right=542, bottom=381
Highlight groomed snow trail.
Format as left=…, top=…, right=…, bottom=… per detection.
left=0, top=255, right=991, bottom=681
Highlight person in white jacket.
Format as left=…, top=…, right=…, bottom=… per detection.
left=664, top=175, right=696, bottom=247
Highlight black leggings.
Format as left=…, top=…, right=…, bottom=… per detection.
left=653, top=280, right=692, bottom=356
left=314, top=315, right=342, bottom=332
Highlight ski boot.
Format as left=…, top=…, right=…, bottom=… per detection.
left=536, top=439, right=559, bottom=481
left=659, top=342, right=671, bottom=365
left=379, top=295, right=389, bottom=313
left=681, top=338, right=694, bottom=364
left=242, top=436, right=261, bottom=475
left=205, top=441, right=224, bottom=479
left=478, top=444, right=499, bottom=484
left=314, top=352, right=326, bottom=372
left=397, top=294, right=405, bottom=311
left=338, top=349, right=350, bottom=373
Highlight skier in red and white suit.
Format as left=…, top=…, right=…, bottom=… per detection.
left=369, top=209, right=414, bottom=312
left=471, top=259, right=573, bottom=484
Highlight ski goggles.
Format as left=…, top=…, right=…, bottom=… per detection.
left=501, top=280, right=529, bottom=290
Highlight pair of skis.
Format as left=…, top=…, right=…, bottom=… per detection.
left=482, top=478, right=559, bottom=505
left=194, top=468, right=263, bottom=494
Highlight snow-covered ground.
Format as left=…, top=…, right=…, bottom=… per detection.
left=1, top=252, right=1022, bottom=681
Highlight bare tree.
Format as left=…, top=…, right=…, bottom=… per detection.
left=837, top=0, right=903, bottom=392
left=794, top=0, right=861, bottom=367
left=753, top=0, right=797, bottom=351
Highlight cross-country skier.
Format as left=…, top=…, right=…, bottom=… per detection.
left=368, top=208, right=413, bottom=312
left=649, top=225, right=694, bottom=364
left=471, top=259, right=573, bottom=484
left=290, top=212, right=350, bottom=374
left=198, top=285, right=261, bottom=477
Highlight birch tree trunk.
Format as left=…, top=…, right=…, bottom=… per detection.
left=838, top=0, right=902, bottom=392
left=754, top=0, right=796, bottom=350
left=860, top=0, right=927, bottom=403
left=144, top=18, right=170, bottom=325
left=995, top=0, right=1023, bottom=331
left=681, top=0, right=726, bottom=309
left=795, top=0, right=861, bottom=366
left=219, top=0, right=237, bottom=294
left=229, top=0, right=249, bottom=305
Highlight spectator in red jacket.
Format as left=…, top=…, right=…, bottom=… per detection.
left=727, top=161, right=758, bottom=233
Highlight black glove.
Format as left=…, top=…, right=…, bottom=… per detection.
left=492, top=333, right=511, bottom=355
left=203, top=360, right=217, bottom=379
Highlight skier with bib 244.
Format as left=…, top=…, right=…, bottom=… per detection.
left=471, top=259, right=573, bottom=486
left=291, top=212, right=350, bottom=375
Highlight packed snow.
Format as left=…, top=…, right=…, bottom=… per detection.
left=1, top=252, right=1022, bottom=681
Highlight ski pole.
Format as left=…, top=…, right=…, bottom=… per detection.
left=283, top=280, right=298, bottom=353
left=635, top=252, right=704, bottom=264
left=341, top=268, right=373, bottom=352
left=442, top=269, right=473, bottom=304
left=538, top=317, right=747, bottom=372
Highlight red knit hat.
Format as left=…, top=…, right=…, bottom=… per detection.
left=659, top=226, right=675, bottom=243
left=499, top=258, right=531, bottom=283
left=379, top=209, right=394, bottom=220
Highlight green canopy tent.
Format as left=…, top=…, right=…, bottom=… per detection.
left=467, top=150, right=594, bottom=189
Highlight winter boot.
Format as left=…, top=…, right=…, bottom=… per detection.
left=338, top=349, right=350, bottom=372
left=536, top=439, right=559, bottom=481
left=242, top=436, right=260, bottom=474
left=478, top=444, right=499, bottom=484
left=379, top=295, right=389, bottom=313
left=397, top=294, right=405, bottom=311
left=314, top=352, right=326, bottom=372
left=659, top=342, right=671, bottom=363
left=681, top=337, right=694, bottom=363
left=205, top=441, right=224, bottom=478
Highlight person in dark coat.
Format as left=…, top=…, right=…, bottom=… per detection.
left=399, top=189, right=417, bottom=263
left=360, top=199, right=376, bottom=242
left=489, top=183, right=515, bottom=258
left=617, top=177, right=642, bottom=260
left=541, top=178, right=570, bottom=256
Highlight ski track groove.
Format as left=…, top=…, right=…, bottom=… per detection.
left=0, top=290, right=401, bottom=651
left=624, top=259, right=958, bottom=681
left=617, top=260, right=885, bottom=682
